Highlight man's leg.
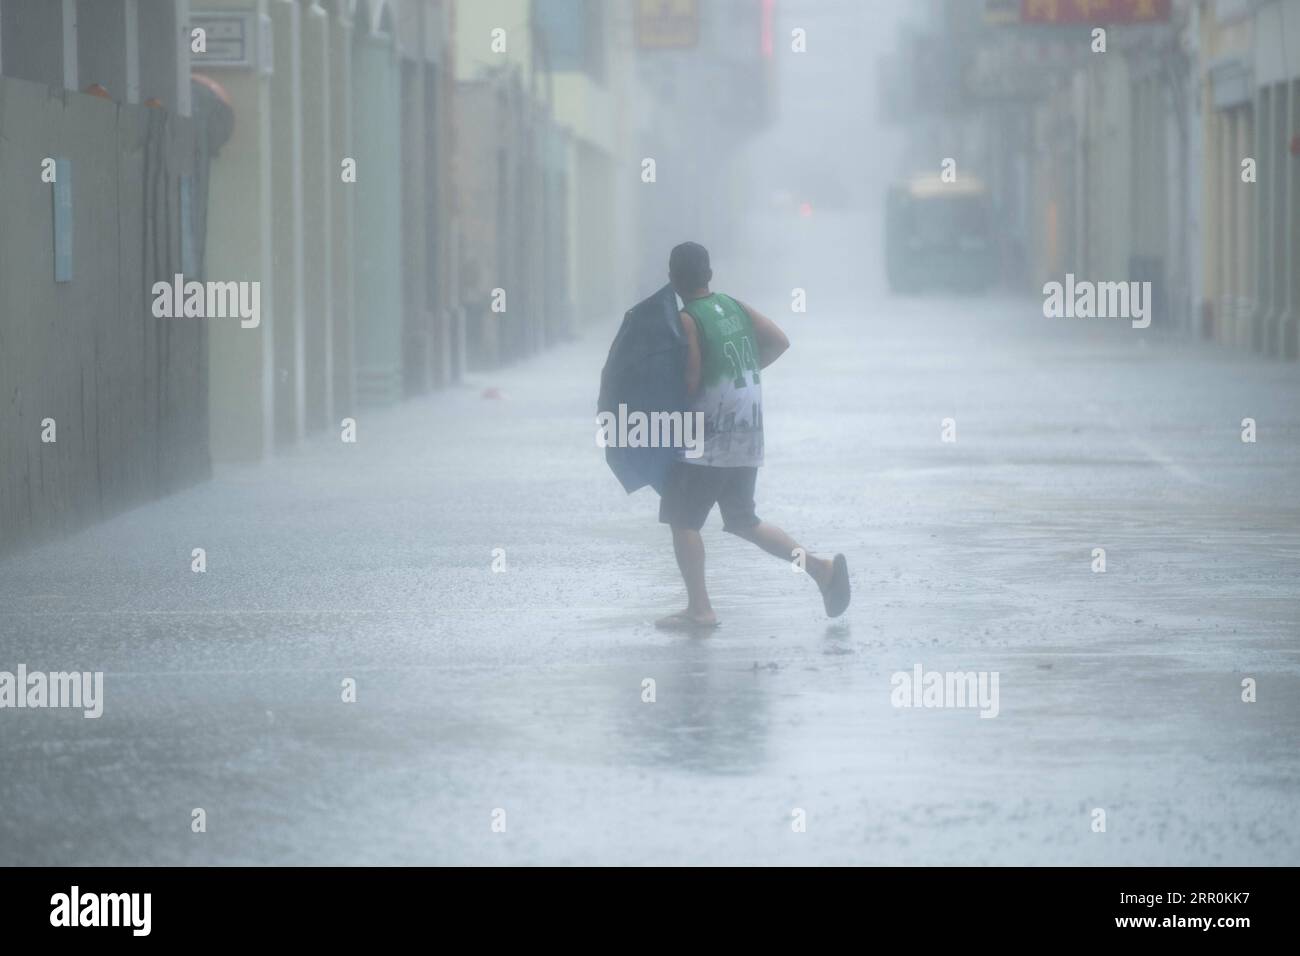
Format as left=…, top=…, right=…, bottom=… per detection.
left=719, top=468, right=851, bottom=617
left=728, top=521, right=833, bottom=589
left=657, top=463, right=722, bottom=629
left=666, top=526, right=716, bottom=625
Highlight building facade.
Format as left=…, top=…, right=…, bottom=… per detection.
left=887, top=0, right=1300, bottom=360
left=0, top=0, right=640, bottom=552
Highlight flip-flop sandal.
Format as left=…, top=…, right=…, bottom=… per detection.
left=822, top=554, right=850, bottom=618
left=655, top=612, right=720, bottom=632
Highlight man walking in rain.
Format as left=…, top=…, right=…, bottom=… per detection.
left=655, top=242, right=850, bottom=630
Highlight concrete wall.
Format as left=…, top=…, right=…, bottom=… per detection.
left=203, top=0, right=275, bottom=462
left=455, top=74, right=559, bottom=369
left=0, top=0, right=463, bottom=553
left=351, top=20, right=404, bottom=405
left=329, top=7, right=358, bottom=420
left=1, top=0, right=72, bottom=89
left=0, top=77, right=209, bottom=553
left=1253, top=0, right=1300, bottom=357
left=453, top=0, right=530, bottom=81
left=302, top=2, right=335, bottom=431
left=454, top=79, right=509, bottom=368
left=1083, top=54, right=1134, bottom=282
left=269, top=0, right=306, bottom=446
left=203, top=0, right=458, bottom=450
left=1195, top=0, right=1300, bottom=356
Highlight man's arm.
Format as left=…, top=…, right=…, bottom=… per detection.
left=680, top=310, right=702, bottom=397
left=737, top=300, right=790, bottom=368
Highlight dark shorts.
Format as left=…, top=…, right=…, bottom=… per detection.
left=658, top=461, right=761, bottom=533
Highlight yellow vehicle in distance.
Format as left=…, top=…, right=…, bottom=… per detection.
left=885, top=175, right=997, bottom=294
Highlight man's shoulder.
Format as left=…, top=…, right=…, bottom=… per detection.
left=691, top=292, right=744, bottom=312
left=717, top=292, right=750, bottom=313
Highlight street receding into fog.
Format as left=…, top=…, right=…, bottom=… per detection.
left=4, top=210, right=1297, bottom=866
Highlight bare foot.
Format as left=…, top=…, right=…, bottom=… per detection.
left=655, top=609, right=719, bottom=631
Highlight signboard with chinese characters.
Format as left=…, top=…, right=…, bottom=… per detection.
left=191, top=11, right=255, bottom=68
left=191, top=10, right=273, bottom=74
left=1018, top=0, right=1171, bottom=23
left=636, top=0, right=698, bottom=49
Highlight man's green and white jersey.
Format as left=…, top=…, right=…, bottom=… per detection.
left=682, top=292, right=763, bottom=468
